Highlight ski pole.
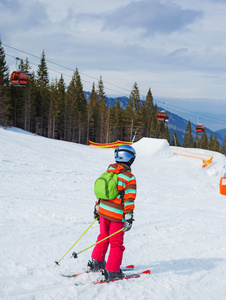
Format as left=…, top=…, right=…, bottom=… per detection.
left=72, top=227, right=125, bottom=259
left=55, top=217, right=99, bottom=266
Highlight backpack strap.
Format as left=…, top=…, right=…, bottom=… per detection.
left=119, top=190, right=125, bottom=205
left=118, top=169, right=126, bottom=205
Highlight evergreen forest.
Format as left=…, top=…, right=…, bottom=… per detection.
left=1, top=40, right=226, bottom=155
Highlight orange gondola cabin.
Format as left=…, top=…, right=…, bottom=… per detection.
left=196, top=125, right=205, bottom=133
left=157, top=111, right=169, bottom=122
left=10, top=71, right=28, bottom=86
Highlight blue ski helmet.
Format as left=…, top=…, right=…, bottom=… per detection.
left=114, top=145, right=136, bottom=166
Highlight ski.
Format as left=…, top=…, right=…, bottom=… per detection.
left=61, top=264, right=134, bottom=278
left=92, top=269, right=151, bottom=285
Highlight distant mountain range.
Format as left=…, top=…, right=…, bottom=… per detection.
left=164, top=110, right=226, bottom=146
left=84, top=92, right=226, bottom=146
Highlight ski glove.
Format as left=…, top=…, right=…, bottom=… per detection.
left=123, top=214, right=134, bottom=232
left=94, top=204, right=100, bottom=223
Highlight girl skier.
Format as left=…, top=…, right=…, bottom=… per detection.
left=85, top=144, right=137, bottom=281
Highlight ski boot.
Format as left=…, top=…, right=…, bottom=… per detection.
left=98, top=268, right=124, bottom=282
left=84, top=259, right=106, bottom=273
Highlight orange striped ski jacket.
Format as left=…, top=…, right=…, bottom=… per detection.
left=97, top=163, right=136, bottom=222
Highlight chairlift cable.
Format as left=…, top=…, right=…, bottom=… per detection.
left=3, top=43, right=226, bottom=128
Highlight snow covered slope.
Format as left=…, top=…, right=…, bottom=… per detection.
left=1, top=127, right=226, bottom=300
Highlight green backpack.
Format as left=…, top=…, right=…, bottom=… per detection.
left=94, top=172, right=119, bottom=200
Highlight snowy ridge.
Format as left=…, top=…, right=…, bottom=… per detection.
left=1, top=127, right=226, bottom=300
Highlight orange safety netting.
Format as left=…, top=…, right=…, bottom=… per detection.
left=202, top=155, right=213, bottom=168
left=170, top=147, right=213, bottom=169
left=88, top=140, right=132, bottom=149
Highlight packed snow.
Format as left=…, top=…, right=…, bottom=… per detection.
left=1, top=127, right=226, bottom=300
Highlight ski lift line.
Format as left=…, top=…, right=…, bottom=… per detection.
left=154, top=99, right=226, bottom=127
left=3, top=43, right=132, bottom=94
left=3, top=44, right=226, bottom=118
left=5, top=49, right=83, bottom=79
left=6, top=52, right=81, bottom=79
left=163, top=102, right=226, bottom=126
left=152, top=98, right=226, bottom=126
left=6, top=52, right=130, bottom=96
left=167, top=102, right=226, bottom=123
left=163, top=105, right=226, bottom=127
left=4, top=43, right=74, bottom=71
left=167, top=103, right=203, bottom=118
left=4, top=45, right=226, bottom=127
left=154, top=98, right=226, bottom=127
left=5, top=53, right=18, bottom=60
left=165, top=105, right=209, bottom=122
left=6, top=52, right=97, bottom=88
left=4, top=45, right=221, bottom=122
left=5, top=52, right=135, bottom=97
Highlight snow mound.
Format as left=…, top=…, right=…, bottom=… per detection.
left=133, top=137, right=173, bottom=159
left=205, top=151, right=226, bottom=177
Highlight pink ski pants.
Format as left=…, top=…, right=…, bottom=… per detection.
left=91, top=216, right=125, bottom=273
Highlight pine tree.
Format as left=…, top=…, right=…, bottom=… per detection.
left=97, top=76, right=107, bottom=143
left=221, top=134, right=226, bottom=156
left=124, top=97, right=133, bottom=141
left=0, top=39, right=10, bottom=126
left=74, top=68, right=87, bottom=143
left=65, top=71, right=77, bottom=141
left=105, top=107, right=111, bottom=144
left=115, top=100, right=124, bottom=140
left=87, top=82, right=98, bottom=143
left=56, top=74, right=66, bottom=140
left=18, top=58, right=31, bottom=74
left=36, top=50, right=50, bottom=135
left=171, top=131, right=180, bottom=146
left=19, top=58, right=34, bottom=131
left=199, top=130, right=208, bottom=149
left=125, top=82, right=140, bottom=141
left=135, top=101, right=144, bottom=141
left=110, top=100, right=124, bottom=142
left=164, top=124, right=170, bottom=144
left=26, top=70, right=37, bottom=132
left=64, top=69, right=87, bottom=143
left=212, top=135, right=220, bottom=152
left=10, top=63, right=26, bottom=129
left=156, top=121, right=166, bottom=139
left=208, top=132, right=214, bottom=150
left=36, top=50, right=49, bottom=86
left=151, top=104, right=158, bottom=137
left=142, top=88, right=154, bottom=137
left=0, top=92, right=10, bottom=127
left=182, top=120, right=194, bottom=147
left=194, top=132, right=200, bottom=148
left=48, top=79, right=58, bottom=138
left=0, top=39, right=9, bottom=87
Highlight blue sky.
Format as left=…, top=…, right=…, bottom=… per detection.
left=1, top=0, right=226, bottom=131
